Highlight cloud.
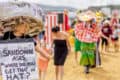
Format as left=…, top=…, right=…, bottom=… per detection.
left=0, top=0, right=120, bottom=9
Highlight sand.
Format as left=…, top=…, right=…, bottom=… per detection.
left=0, top=42, right=120, bottom=80
left=45, top=51, right=120, bottom=80
left=46, top=41, right=120, bottom=80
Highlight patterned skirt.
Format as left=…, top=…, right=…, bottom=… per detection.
left=80, top=42, right=96, bottom=66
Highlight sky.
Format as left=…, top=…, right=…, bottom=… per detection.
left=0, top=0, right=120, bottom=9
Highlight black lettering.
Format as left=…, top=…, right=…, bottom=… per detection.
left=6, top=75, right=12, bottom=80
left=12, top=56, right=26, bottom=61
left=17, top=67, right=27, bottom=72
left=19, top=73, right=24, bottom=79
left=13, top=74, right=19, bottom=80
left=19, top=63, right=26, bottom=67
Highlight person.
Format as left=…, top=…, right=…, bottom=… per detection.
left=64, top=9, right=70, bottom=31
left=101, top=20, right=112, bottom=53
left=2, top=22, right=50, bottom=80
left=67, top=29, right=75, bottom=50
left=34, top=34, right=52, bottom=80
left=51, top=26, right=71, bottom=80
left=79, top=20, right=97, bottom=74
left=95, top=22, right=102, bottom=67
left=75, top=10, right=100, bottom=73
left=0, top=27, right=4, bottom=39
left=0, top=26, right=4, bottom=78
left=111, top=10, right=119, bottom=27
left=39, top=30, right=45, bottom=40
left=74, top=22, right=83, bottom=64
left=73, top=18, right=83, bottom=64
left=111, top=24, right=120, bottom=52
left=94, top=13, right=103, bottom=67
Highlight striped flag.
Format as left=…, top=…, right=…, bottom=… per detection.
left=45, top=12, right=65, bottom=45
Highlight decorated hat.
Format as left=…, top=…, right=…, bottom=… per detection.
left=0, top=2, right=44, bottom=36
left=103, top=20, right=110, bottom=25
left=77, top=10, right=96, bottom=21
left=95, top=11, right=104, bottom=22
left=96, top=11, right=103, bottom=18
left=1, top=16, right=43, bottom=36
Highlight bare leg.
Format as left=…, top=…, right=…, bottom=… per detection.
left=84, top=65, right=90, bottom=74
left=41, top=71, right=46, bottom=80
left=115, top=41, right=119, bottom=52
left=101, top=44, right=105, bottom=53
left=55, top=66, right=59, bottom=80
left=75, top=52, right=78, bottom=64
left=39, top=71, right=41, bottom=80
left=59, top=66, right=64, bottom=80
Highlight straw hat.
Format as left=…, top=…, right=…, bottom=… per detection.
left=77, top=10, right=96, bottom=21
left=1, top=16, right=43, bottom=36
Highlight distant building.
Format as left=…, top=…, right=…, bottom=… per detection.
left=88, top=5, right=120, bottom=17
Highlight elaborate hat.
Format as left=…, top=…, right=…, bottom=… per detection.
left=0, top=2, right=44, bottom=36
left=95, top=11, right=104, bottom=22
left=77, top=10, right=96, bottom=21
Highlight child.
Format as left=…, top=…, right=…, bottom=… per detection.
left=34, top=35, right=52, bottom=80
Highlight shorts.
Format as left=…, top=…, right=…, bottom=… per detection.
left=111, top=37, right=119, bottom=41
left=75, top=38, right=81, bottom=52
left=37, top=59, right=49, bottom=71
left=101, top=37, right=108, bottom=46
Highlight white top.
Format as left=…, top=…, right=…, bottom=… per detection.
left=112, top=29, right=120, bottom=38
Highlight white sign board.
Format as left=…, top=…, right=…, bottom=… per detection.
left=0, top=2, right=44, bottom=20
left=0, top=39, right=39, bottom=80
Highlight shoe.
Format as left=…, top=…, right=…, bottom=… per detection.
left=84, top=66, right=90, bottom=74
left=85, top=71, right=90, bottom=74
left=91, top=65, right=96, bottom=68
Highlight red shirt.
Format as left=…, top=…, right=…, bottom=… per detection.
left=102, top=26, right=112, bottom=37
left=65, top=14, right=70, bottom=31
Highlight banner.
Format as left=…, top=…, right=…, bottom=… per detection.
left=75, top=23, right=99, bottom=43
left=0, top=39, right=39, bottom=80
left=0, top=2, right=44, bottom=20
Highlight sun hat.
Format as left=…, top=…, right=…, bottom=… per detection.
left=103, top=20, right=110, bottom=25
left=77, top=10, right=96, bottom=21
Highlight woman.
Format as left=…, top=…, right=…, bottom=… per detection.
left=51, top=26, right=71, bottom=80
left=101, top=20, right=112, bottom=53
left=111, top=25, right=120, bottom=52
left=3, top=23, right=29, bottom=40
left=2, top=22, right=48, bottom=54
left=0, top=27, right=4, bottom=39
left=2, top=22, right=50, bottom=79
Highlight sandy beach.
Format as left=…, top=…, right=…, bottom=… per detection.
left=0, top=42, right=120, bottom=80
left=46, top=42, right=120, bottom=80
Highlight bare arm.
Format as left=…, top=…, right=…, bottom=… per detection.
left=35, top=45, right=49, bottom=59
left=64, top=33, right=71, bottom=52
left=35, top=39, right=51, bottom=59
left=100, top=31, right=109, bottom=40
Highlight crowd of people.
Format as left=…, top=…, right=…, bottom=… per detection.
left=0, top=9, right=120, bottom=80
left=71, top=10, right=120, bottom=74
